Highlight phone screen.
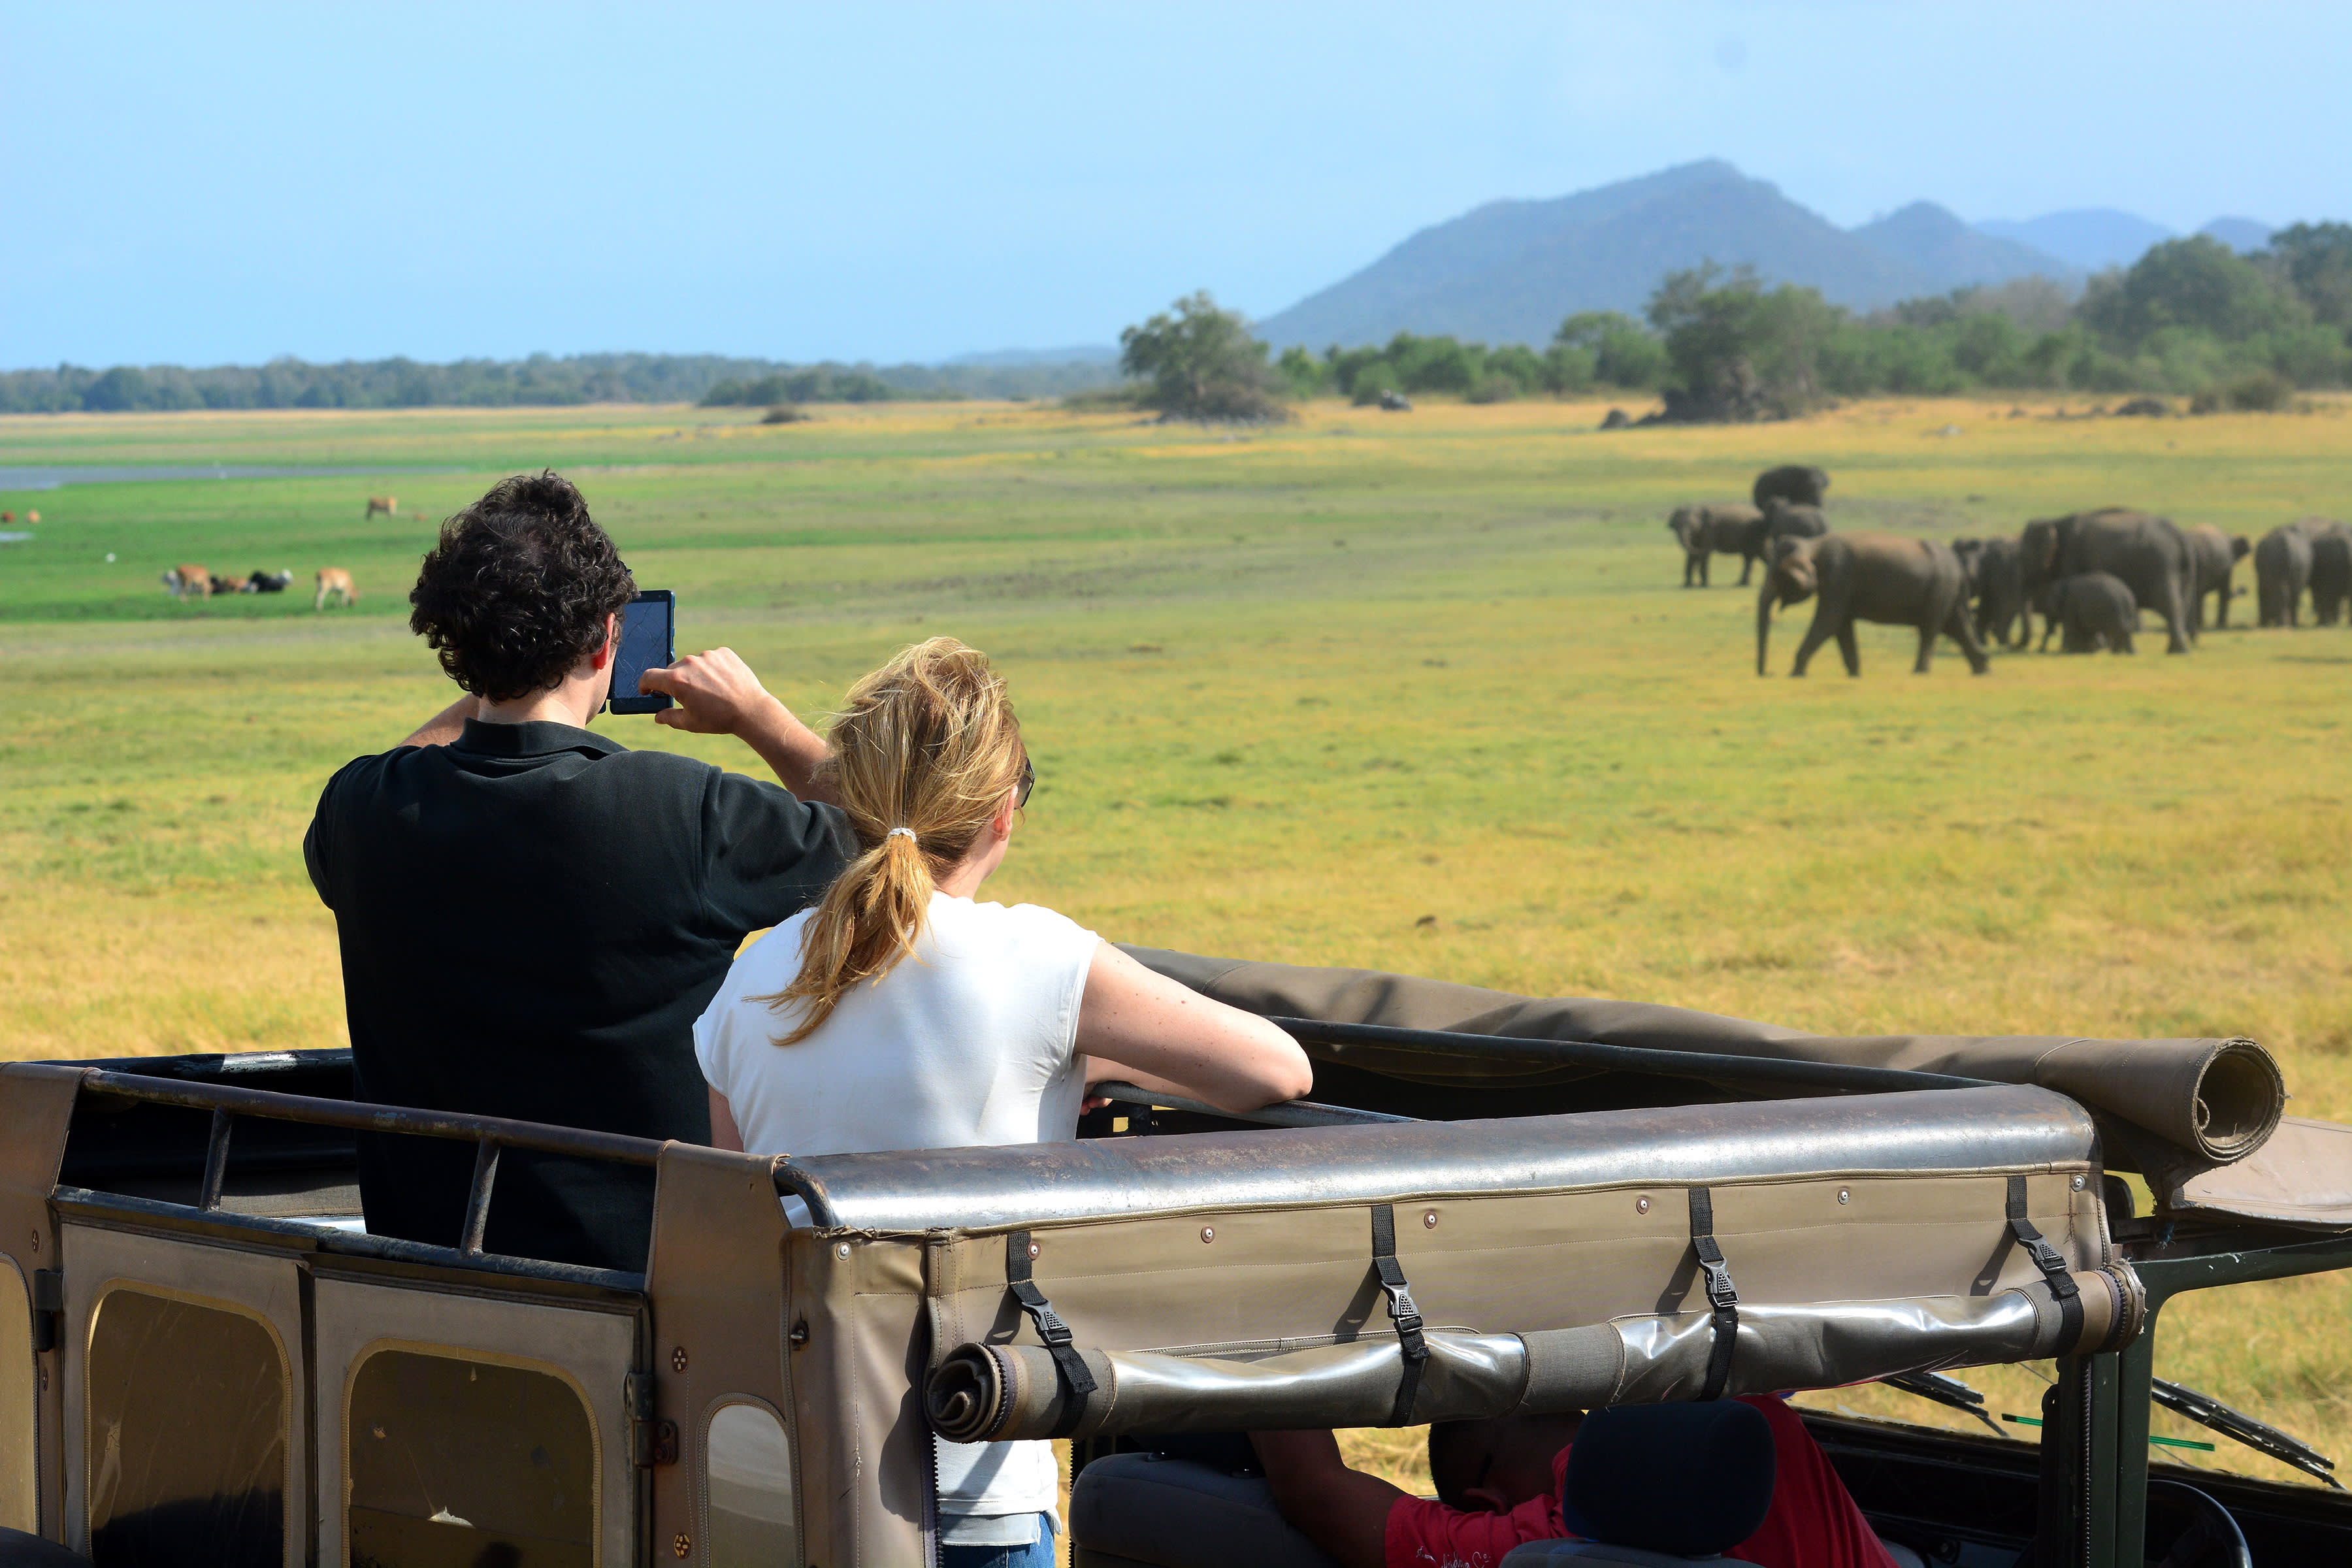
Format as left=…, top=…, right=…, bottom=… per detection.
left=608, top=591, right=675, bottom=713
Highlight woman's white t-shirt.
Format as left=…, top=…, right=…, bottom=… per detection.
left=693, top=892, right=1100, bottom=1537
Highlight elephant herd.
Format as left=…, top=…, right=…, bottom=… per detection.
left=1669, top=466, right=2349, bottom=677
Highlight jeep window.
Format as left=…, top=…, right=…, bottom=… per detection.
left=86, top=1287, right=286, bottom=1568
left=346, top=1348, right=595, bottom=1568
left=702, top=1400, right=794, bottom=1564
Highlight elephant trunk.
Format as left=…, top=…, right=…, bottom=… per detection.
left=1756, top=580, right=1777, bottom=676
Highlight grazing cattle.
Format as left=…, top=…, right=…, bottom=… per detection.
left=164, top=564, right=213, bottom=600
left=24, top=511, right=37, bottom=525
left=208, top=572, right=244, bottom=596
left=0, top=511, right=11, bottom=523
left=246, top=569, right=295, bottom=594
left=365, top=496, right=398, bottom=519
left=315, top=568, right=359, bottom=611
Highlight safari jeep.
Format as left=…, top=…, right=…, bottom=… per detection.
left=5, top=947, right=2352, bottom=1567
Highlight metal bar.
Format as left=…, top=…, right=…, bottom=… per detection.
left=2085, top=1354, right=2122, bottom=1567
left=1265, top=1017, right=1994, bottom=1094
left=1090, top=1081, right=1418, bottom=1128
left=78, top=1067, right=662, bottom=1166
left=459, top=1138, right=500, bottom=1255
left=2133, top=1229, right=2352, bottom=1305
left=52, top=1184, right=647, bottom=1295
left=2114, top=1313, right=2159, bottom=1567
left=197, top=1106, right=232, bottom=1210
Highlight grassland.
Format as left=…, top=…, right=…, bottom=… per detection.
left=3, top=394, right=2349, bottom=1497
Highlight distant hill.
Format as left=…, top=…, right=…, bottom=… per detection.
left=1253, top=161, right=2077, bottom=350
left=1852, top=203, right=2082, bottom=290
left=1974, top=209, right=2174, bottom=272
left=944, top=345, right=1119, bottom=367
left=2198, top=217, right=2276, bottom=253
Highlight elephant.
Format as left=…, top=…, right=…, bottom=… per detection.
left=2300, top=518, right=2352, bottom=625
left=2254, top=525, right=2315, bottom=626
left=1761, top=498, right=1828, bottom=550
left=2017, top=508, right=2196, bottom=653
left=2183, top=524, right=2251, bottom=629
left=1756, top=532, right=1990, bottom=677
left=1666, top=502, right=1766, bottom=586
left=1952, top=534, right=2029, bottom=649
left=2040, top=572, right=2138, bottom=653
left=1753, top=464, right=1830, bottom=510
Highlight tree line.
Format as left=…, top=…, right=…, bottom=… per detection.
left=1146, top=224, right=2352, bottom=422
left=0, top=351, right=1120, bottom=415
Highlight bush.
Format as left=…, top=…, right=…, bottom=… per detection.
left=1463, top=374, right=1521, bottom=404
left=760, top=404, right=809, bottom=424
left=1275, top=345, right=1328, bottom=398
left=1348, top=363, right=1405, bottom=406
left=2225, top=370, right=2294, bottom=411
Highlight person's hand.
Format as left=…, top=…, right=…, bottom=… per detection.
left=640, top=647, right=782, bottom=737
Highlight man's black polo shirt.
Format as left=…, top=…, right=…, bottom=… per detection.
left=304, top=718, right=853, bottom=1271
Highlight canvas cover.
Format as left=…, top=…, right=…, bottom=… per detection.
left=1123, top=947, right=2334, bottom=1202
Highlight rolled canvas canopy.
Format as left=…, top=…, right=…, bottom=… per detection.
left=1124, top=946, right=2295, bottom=1176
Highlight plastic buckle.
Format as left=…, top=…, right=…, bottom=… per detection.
left=1699, top=1255, right=1739, bottom=1313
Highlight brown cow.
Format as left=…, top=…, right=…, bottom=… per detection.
left=315, top=568, right=359, bottom=611
left=365, top=496, right=397, bottom=519
left=165, top=564, right=213, bottom=600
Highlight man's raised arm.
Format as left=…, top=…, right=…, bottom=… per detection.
left=400, top=694, right=481, bottom=748
left=640, top=647, right=834, bottom=802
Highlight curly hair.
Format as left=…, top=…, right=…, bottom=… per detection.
left=408, top=472, right=637, bottom=702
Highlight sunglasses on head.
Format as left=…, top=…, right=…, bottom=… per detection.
left=1015, top=755, right=1035, bottom=809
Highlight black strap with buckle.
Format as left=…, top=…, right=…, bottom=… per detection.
left=1371, top=1204, right=1429, bottom=1424
left=2006, top=1176, right=2084, bottom=1352
left=1005, top=1230, right=1096, bottom=1437
left=1688, top=1187, right=1739, bottom=1403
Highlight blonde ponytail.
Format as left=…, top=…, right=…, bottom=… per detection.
left=758, top=638, right=1026, bottom=1045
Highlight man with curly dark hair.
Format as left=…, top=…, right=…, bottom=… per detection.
left=304, top=472, right=854, bottom=1271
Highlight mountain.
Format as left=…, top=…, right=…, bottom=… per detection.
left=943, top=345, right=1118, bottom=367
left=1852, top=203, right=2083, bottom=289
left=1252, top=161, right=2076, bottom=350
left=1974, top=209, right=2173, bottom=272
left=2198, top=217, right=2275, bottom=253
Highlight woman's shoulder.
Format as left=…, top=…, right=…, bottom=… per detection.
left=931, top=893, right=1098, bottom=951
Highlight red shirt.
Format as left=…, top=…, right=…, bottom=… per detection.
left=1384, top=1396, right=1895, bottom=1568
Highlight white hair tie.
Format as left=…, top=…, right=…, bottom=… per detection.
left=886, top=826, right=917, bottom=842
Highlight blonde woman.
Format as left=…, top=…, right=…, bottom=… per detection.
left=694, top=636, right=1313, bottom=1566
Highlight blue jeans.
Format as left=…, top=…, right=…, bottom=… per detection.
left=941, top=1511, right=1056, bottom=1568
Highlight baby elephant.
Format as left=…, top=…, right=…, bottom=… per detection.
left=1757, top=532, right=1989, bottom=677
left=2041, top=572, right=2138, bottom=654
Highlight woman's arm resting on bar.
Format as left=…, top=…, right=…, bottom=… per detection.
left=1075, top=941, right=1313, bottom=1113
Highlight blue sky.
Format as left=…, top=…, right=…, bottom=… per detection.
left=5, top=2, right=2347, bottom=368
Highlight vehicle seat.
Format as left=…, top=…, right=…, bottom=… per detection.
left=0, top=1528, right=90, bottom=1567
left=1068, top=1450, right=1338, bottom=1568
left=1501, top=1401, right=1777, bottom=1566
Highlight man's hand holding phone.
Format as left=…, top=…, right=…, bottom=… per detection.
left=638, top=647, right=777, bottom=736
left=638, top=648, right=834, bottom=802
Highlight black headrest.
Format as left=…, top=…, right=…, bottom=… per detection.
left=1560, top=1401, right=1776, bottom=1557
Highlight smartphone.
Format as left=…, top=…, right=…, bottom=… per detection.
left=608, top=590, right=676, bottom=713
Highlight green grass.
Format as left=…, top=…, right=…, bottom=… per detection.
left=4, top=394, right=2351, bottom=1490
